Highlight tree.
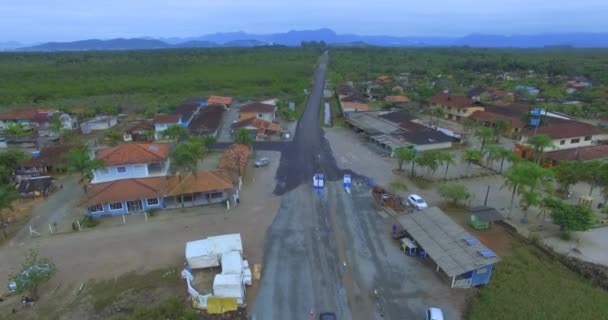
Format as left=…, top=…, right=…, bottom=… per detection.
left=579, top=160, right=606, bottom=196
left=437, top=151, right=456, bottom=180
left=527, top=134, right=554, bottom=163
left=491, top=119, right=511, bottom=141
left=161, top=124, right=189, bottom=141
left=200, top=135, right=217, bottom=148
left=233, top=128, right=254, bottom=147
left=462, top=118, right=480, bottom=138
left=545, top=198, right=595, bottom=232
left=144, top=129, right=155, bottom=142
left=552, top=161, right=581, bottom=195
left=0, top=184, right=20, bottom=239
left=104, top=129, right=123, bottom=146
left=169, top=137, right=207, bottom=207
left=461, top=149, right=482, bottom=176
left=393, top=147, right=416, bottom=176
left=0, top=149, right=30, bottom=184
left=475, top=127, right=495, bottom=150
left=8, top=249, right=55, bottom=299
left=49, top=114, right=66, bottom=143
left=415, top=150, right=440, bottom=178
left=66, top=148, right=105, bottom=193
left=3, top=123, right=29, bottom=140
left=429, top=107, right=444, bottom=127
left=438, top=183, right=471, bottom=206
left=519, top=190, right=543, bottom=218
left=503, top=161, right=553, bottom=218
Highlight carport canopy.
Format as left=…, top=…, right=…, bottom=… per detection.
left=397, top=207, right=500, bottom=277
left=469, top=206, right=504, bottom=223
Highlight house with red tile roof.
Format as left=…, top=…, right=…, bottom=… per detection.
left=0, top=109, right=74, bottom=135
left=207, top=96, right=233, bottom=108
left=154, top=114, right=182, bottom=140
left=239, top=102, right=276, bottom=122
left=91, top=143, right=171, bottom=184
left=428, top=93, right=485, bottom=121
left=231, top=117, right=282, bottom=139
left=543, top=145, right=608, bottom=167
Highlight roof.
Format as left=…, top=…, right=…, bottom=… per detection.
left=86, top=177, right=166, bottom=204
left=466, top=87, right=487, bottom=98
left=31, top=112, right=51, bottom=124
left=218, top=144, right=250, bottom=175
left=166, top=170, right=233, bottom=196
left=339, top=94, right=368, bottom=103
left=239, top=102, right=275, bottom=113
left=125, top=120, right=154, bottom=134
left=385, top=95, right=410, bottom=103
left=26, top=145, right=72, bottom=167
left=345, top=112, right=401, bottom=135
left=154, top=114, right=180, bottom=124
left=469, top=206, right=504, bottom=223
left=0, top=109, right=39, bottom=121
left=231, top=117, right=281, bottom=133
left=188, top=104, right=225, bottom=134
left=522, top=121, right=603, bottom=140
left=397, top=122, right=453, bottom=145
left=171, top=104, right=199, bottom=122
left=96, top=143, right=169, bottom=166
left=469, top=111, right=525, bottom=129
left=17, top=176, right=54, bottom=194
left=378, top=110, right=414, bottom=125
left=398, top=207, right=500, bottom=277
left=342, top=102, right=369, bottom=111
left=428, top=93, right=484, bottom=109
left=543, top=145, right=608, bottom=162
left=207, top=96, right=233, bottom=105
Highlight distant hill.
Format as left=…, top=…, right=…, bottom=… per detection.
left=13, top=29, right=608, bottom=52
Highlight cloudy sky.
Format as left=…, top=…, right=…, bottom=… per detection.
left=2, top=0, right=607, bottom=42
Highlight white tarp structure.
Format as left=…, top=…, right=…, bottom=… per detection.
left=181, top=269, right=212, bottom=309
left=220, top=251, right=243, bottom=275
left=185, top=234, right=243, bottom=269
left=213, top=274, right=245, bottom=305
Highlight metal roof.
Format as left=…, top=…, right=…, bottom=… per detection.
left=397, top=207, right=500, bottom=277
left=469, top=206, right=504, bottom=223
left=345, top=112, right=401, bottom=135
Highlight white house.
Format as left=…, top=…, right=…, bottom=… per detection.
left=154, top=114, right=182, bottom=140
left=91, top=143, right=171, bottom=184
left=80, top=116, right=118, bottom=134
left=517, top=121, right=608, bottom=156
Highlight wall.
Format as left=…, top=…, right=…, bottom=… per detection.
left=415, top=141, right=453, bottom=151
left=92, top=163, right=149, bottom=183
left=239, top=111, right=275, bottom=122
left=520, top=133, right=608, bottom=151
left=440, top=106, right=485, bottom=120
left=464, top=264, right=494, bottom=286
left=88, top=197, right=164, bottom=217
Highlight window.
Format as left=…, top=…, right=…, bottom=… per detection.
left=584, top=136, right=592, bottom=141
left=88, top=204, right=103, bottom=213
left=147, top=198, right=159, bottom=206
left=571, top=138, right=580, bottom=144
left=560, top=140, right=565, bottom=145
left=109, top=202, right=123, bottom=210
left=257, top=113, right=263, bottom=118
left=210, top=192, right=224, bottom=199
left=117, top=166, right=127, bottom=173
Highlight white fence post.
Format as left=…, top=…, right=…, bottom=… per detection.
left=122, top=214, right=126, bottom=225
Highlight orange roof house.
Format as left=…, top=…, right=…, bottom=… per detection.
left=166, top=171, right=233, bottom=196
left=86, top=177, right=167, bottom=205
left=385, top=95, right=411, bottom=103
left=207, top=96, right=233, bottom=107
left=342, top=102, right=370, bottom=112
left=96, top=143, right=169, bottom=166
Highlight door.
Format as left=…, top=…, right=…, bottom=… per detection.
left=126, top=200, right=143, bottom=212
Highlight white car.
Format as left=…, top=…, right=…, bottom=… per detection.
left=408, top=194, right=428, bottom=210
left=426, top=307, right=444, bottom=320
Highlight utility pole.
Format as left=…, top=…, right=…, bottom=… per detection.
left=483, top=185, right=491, bottom=206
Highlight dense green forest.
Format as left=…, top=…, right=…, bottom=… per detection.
left=0, top=47, right=319, bottom=110
left=328, top=47, right=608, bottom=115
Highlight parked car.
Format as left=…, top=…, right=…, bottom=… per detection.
left=408, top=194, right=428, bottom=210
left=426, top=307, right=444, bottom=320
left=255, top=157, right=270, bottom=167
left=319, top=312, right=337, bottom=320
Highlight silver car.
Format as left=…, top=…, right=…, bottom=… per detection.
left=255, top=157, right=270, bottom=167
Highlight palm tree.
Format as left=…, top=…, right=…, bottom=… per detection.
left=503, top=163, right=529, bottom=219
left=144, top=130, right=155, bottom=142
left=161, top=124, right=189, bottom=141
left=491, top=119, right=511, bottom=142
left=475, top=127, right=495, bottom=151
left=233, top=128, right=254, bottom=147
left=430, top=108, right=444, bottom=127
left=526, top=134, right=554, bottom=163
left=580, top=160, right=605, bottom=196
left=415, top=150, right=440, bottom=178
left=437, top=151, right=456, bottom=180
left=462, top=118, right=480, bottom=142
left=3, top=123, right=28, bottom=140
left=0, top=184, right=20, bottom=239
left=170, top=142, right=199, bottom=208
left=49, top=115, right=65, bottom=143
left=393, top=147, right=415, bottom=171
left=461, top=149, right=482, bottom=176
left=104, top=129, right=122, bottom=146
left=0, top=149, right=30, bottom=184
left=65, top=148, right=105, bottom=194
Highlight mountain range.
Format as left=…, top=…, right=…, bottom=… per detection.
left=8, top=28, right=608, bottom=51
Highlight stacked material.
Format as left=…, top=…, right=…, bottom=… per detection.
left=220, top=251, right=243, bottom=275
left=213, top=274, right=245, bottom=305
left=242, top=260, right=252, bottom=286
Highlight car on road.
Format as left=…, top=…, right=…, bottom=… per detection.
left=408, top=194, right=428, bottom=210
left=255, top=157, right=270, bottom=167
left=426, top=307, right=444, bottom=320
left=319, top=312, right=337, bottom=320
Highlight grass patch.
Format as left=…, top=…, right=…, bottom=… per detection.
left=409, top=176, right=433, bottom=189
left=468, top=244, right=608, bottom=320
left=112, top=298, right=199, bottom=320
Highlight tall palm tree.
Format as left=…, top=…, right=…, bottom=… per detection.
left=49, top=115, right=65, bottom=144
left=438, top=151, right=456, bottom=180
left=491, top=119, right=511, bottom=142
left=169, top=138, right=207, bottom=207
left=234, top=128, right=254, bottom=147
left=65, top=148, right=105, bottom=194
left=526, top=134, right=554, bottom=163
left=461, top=149, right=482, bottom=176
left=475, top=127, right=495, bottom=151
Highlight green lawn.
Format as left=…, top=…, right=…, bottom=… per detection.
left=469, top=244, right=608, bottom=320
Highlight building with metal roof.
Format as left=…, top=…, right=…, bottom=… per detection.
left=397, top=207, right=500, bottom=288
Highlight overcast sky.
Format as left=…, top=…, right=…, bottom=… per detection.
left=2, top=0, right=607, bottom=42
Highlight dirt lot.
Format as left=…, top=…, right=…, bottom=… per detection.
left=0, top=151, right=281, bottom=318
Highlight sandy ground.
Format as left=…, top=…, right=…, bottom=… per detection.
left=0, top=151, right=281, bottom=315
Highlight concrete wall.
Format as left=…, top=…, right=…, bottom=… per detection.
left=92, top=162, right=170, bottom=184
left=520, top=133, right=608, bottom=151
left=88, top=196, right=164, bottom=217
left=415, top=141, right=453, bottom=151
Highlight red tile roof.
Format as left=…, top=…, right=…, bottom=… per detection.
left=96, top=143, right=169, bottom=166
left=522, top=121, right=603, bottom=140
left=188, top=104, right=225, bottom=134
left=0, top=109, right=40, bottom=121
left=231, top=117, right=282, bottom=133
left=342, top=102, right=370, bottom=111
left=543, top=145, right=608, bottom=162
left=125, top=120, right=154, bottom=134
left=166, top=170, right=233, bottom=196
left=207, top=96, right=233, bottom=105
left=154, top=114, right=181, bottom=124
left=428, top=93, right=484, bottom=109
left=239, top=102, right=275, bottom=113
left=470, top=111, right=525, bottom=129
left=86, top=177, right=166, bottom=205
